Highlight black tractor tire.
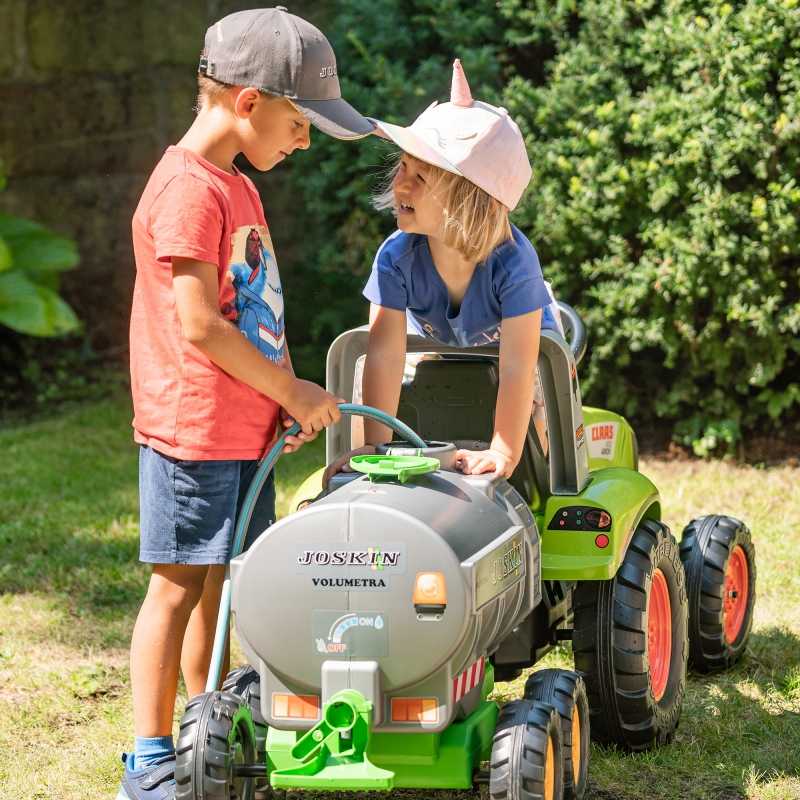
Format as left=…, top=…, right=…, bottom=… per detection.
left=524, top=669, right=589, bottom=800
left=680, top=515, right=756, bottom=672
left=573, top=518, right=688, bottom=751
left=489, top=698, right=564, bottom=800
left=221, top=666, right=275, bottom=799
left=175, top=690, right=256, bottom=800
left=222, top=666, right=267, bottom=744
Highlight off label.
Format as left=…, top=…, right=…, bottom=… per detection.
left=312, top=610, right=388, bottom=657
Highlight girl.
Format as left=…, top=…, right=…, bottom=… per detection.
left=338, top=59, right=560, bottom=479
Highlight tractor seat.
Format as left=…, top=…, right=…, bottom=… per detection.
left=396, top=356, right=550, bottom=508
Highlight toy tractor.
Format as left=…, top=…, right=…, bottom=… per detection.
left=174, top=304, right=756, bottom=800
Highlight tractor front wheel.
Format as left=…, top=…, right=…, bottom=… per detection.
left=680, top=515, right=756, bottom=672
left=489, top=698, right=563, bottom=800
left=573, top=519, right=688, bottom=751
left=222, top=666, right=273, bottom=798
left=524, top=669, right=589, bottom=799
left=175, top=690, right=257, bottom=800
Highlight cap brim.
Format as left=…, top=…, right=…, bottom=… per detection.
left=293, top=97, right=375, bottom=140
left=369, top=119, right=464, bottom=177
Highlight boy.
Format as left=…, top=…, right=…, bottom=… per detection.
left=120, top=8, right=373, bottom=799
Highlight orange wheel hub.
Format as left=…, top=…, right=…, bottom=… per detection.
left=724, top=545, right=749, bottom=643
left=648, top=568, right=672, bottom=701
left=544, top=733, right=555, bottom=800
left=571, top=705, right=581, bottom=782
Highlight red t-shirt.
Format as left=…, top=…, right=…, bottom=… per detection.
left=130, top=146, right=287, bottom=460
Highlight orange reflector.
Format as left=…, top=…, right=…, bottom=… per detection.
left=391, top=697, right=439, bottom=723
left=271, top=692, right=320, bottom=720
left=413, top=571, right=447, bottom=606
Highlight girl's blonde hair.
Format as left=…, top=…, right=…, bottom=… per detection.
left=374, top=154, right=512, bottom=264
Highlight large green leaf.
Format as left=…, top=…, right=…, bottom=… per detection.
left=0, top=270, right=80, bottom=336
left=0, top=236, right=11, bottom=272
left=0, top=213, right=79, bottom=275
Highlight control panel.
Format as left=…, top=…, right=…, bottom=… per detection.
left=548, top=506, right=612, bottom=532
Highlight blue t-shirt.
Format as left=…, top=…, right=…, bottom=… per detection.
left=363, top=225, right=556, bottom=347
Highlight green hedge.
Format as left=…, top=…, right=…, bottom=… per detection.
left=501, top=0, right=800, bottom=453
left=287, top=0, right=800, bottom=453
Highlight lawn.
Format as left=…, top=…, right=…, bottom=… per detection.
left=0, top=396, right=798, bottom=800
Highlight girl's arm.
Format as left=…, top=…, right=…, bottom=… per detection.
left=361, top=303, right=408, bottom=445
left=456, top=309, right=542, bottom=477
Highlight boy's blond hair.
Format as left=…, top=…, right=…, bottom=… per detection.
left=374, top=154, right=512, bottom=264
left=195, top=75, right=285, bottom=112
left=196, top=75, right=231, bottom=110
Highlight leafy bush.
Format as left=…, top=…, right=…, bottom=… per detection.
left=499, top=0, right=800, bottom=452
left=0, top=166, right=80, bottom=337
left=290, top=0, right=799, bottom=451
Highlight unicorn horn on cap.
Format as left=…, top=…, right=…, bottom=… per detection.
left=450, top=58, right=473, bottom=107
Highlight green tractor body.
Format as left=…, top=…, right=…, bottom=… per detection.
left=176, top=306, right=756, bottom=800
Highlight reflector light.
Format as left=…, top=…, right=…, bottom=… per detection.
left=391, top=697, right=439, bottom=723
left=595, top=534, right=610, bottom=549
left=413, top=571, right=447, bottom=607
left=271, top=692, right=320, bottom=720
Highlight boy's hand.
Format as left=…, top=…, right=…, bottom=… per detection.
left=285, top=379, right=343, bottom=435
left=454, top=448, right=516, bottom=478
left=322, top=445, right=376, bottom=488
left=278, top=408, right=318, bottom=454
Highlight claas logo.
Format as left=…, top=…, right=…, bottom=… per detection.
left=591, top=424, right=615, bottom=442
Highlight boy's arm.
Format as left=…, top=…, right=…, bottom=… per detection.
left=361, top=303, right=408, bottom=445
left=172, top=258, right=341, bottom=434
left=276, top=342, right=319, bottom=453
left=456, top=309, right=542, bottom=477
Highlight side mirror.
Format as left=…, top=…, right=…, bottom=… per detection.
left=557, top=301, right=588, bottom=365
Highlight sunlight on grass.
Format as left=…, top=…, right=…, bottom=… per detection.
left=1, top=397, right=798, bottom=799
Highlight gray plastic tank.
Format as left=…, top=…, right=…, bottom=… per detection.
left=230, top=461, right=541, bottom=732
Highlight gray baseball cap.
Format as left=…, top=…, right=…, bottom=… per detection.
left=199, top=7, right=374, bottom=140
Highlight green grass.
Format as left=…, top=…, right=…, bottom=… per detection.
left=0, top=396, right=798, bottom=799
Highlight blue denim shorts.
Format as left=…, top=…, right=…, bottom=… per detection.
left=138, top=446, right=276, bottom=565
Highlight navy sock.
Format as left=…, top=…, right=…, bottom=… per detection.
left=130, top=735, right=175, bottom=770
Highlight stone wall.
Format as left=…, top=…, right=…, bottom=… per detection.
left=0, top=0, right=325, bottom=352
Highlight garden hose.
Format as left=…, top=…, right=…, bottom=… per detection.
left=205, top=403, right=427, bottom=691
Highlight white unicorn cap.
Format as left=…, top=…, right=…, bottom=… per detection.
left=371, top=59, right=532, bottom=210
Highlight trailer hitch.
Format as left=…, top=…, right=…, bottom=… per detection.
left=269, top=689, right=394, bottom=789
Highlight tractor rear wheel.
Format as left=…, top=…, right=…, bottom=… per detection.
left=489, top=698, right=563, bottom=800
left=573, top=519, right=688, bottom=751
left=175, top=690, right=256, bottom=800
left=524, top=669, right=589, bottom=799
left=680, top=515, right=756, bottom=672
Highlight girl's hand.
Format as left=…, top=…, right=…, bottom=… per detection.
left=454, top=448, right=516, bottom=478
left=322, top=445, right=377, bottom=487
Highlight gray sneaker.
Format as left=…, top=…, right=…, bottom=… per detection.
left=115, top=753, right=176, bottom=800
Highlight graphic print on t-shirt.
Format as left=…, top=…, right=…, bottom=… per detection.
left=223, top=225, right=285, bottom=364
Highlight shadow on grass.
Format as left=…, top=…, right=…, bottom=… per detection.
left=586, top=626, right=800, bottom=800
left=0, top=398, right=326, bottom=650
